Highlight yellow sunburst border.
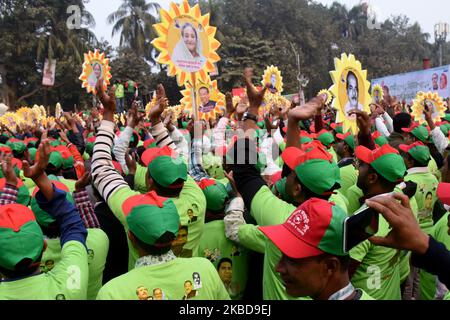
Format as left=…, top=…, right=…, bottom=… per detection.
left=262, top=65, right=283, bottom=96
left=152, top=0, right=221, bottom=87
left=329, top=53, right=371, bottom=134
left=180, top=76, right=224, bottom=121
left=371, top=84, right=384, bottom=103
left=79, top=50, right=112, bottom=95
left=411, top=91, right=446, bottom=125
left=318, top=89, right=333, bottom=105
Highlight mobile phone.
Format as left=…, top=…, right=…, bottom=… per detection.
left=343, top=205, right=379, bottom=253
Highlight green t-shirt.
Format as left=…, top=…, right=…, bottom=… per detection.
left=428, top=157, right=441, bottom=181
left=338, top=164, right=358, bottom=199
left=41, top=229, right=109, bottom=300
left=420, top=212, right=450, bottom=300
left=404, top=169, right=439, bottom=232
left=108, top=176, right=206, bottom=269
left=328, top=147, right=338, bottom=163
left=198, top=220, right=249, bottom=300
left=350, top=214, right=402, bottom=300
left=445, top=291, right=450, bottom=300
left=0, top=241, right=88, bottom=300
left=134, top=164, right=148, bottom=194
left=345, top=185, right=364, bottom=215
left=96, top=257, right=230, bottom=300
left=115, top=84, right=125, bottom=99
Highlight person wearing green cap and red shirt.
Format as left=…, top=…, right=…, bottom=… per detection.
left=91, top=80, right=206, bottom=269
left=0, top=140, right=89, bottom=300
left=348, top=143, right=408, bottom=300
left=334, top=131, right=357, bottom=199
left=259, top=198, right=374, bottom=300
left=96, top=191, right=230, bottom=300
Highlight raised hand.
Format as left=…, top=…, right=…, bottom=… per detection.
left=23, top=140, right=51, bottom=180
left=243, top=68, right=267, bottom=114
left=96, top=78, right=116, bottom=121
left=366, top=193, right=430, bottom=255
left=75, top=172, right=91, bottom=192
left=348, top=109, right=371, bottom=135
left=125, top=149, right=137, bottom=175
left=0, top=152, right=18, bottom=186
left=225, top=93, right=236, bottom=118
left=149, top=85, right=168, bottom=124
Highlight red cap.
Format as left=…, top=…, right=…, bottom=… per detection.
left=336, top=132, right=352, bottom=141
left=122, top=191, right=168, bottom=216
left=143, top=139, right=156, bottom=149
left=330, top=123, right=343, bottom=129
left=355, top=144, right=399, bottom=164
left=197, top=179, right=217, bottom=190
left=282, top=145, right=333, bottom=171
left=437, top=183, right=450, bottom=206
left=401, top=123, right=420, bottom=133
left=399, top=141, right=426, bottom=153
left=372, top=131, right=383, bottom=140
left=259, top=199, right=339, bottom=259
left=141, top=146, right=178, bottom=167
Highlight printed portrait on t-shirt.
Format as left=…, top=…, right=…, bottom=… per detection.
left=172, top=226, right=192, bottom=258
left=152, top=288, right=167, bottom=300
left=192, top=272, right=202, bottom=290
left=217, top=257, right=240, bottom=298
left=182, top=280, right=198, bottom=300
left=136, top=286, right=152, bottom=300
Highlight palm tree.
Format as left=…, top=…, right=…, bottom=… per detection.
left=107, top=0, right=160, bottom=64
left=36, top=1, right=97, bottom=63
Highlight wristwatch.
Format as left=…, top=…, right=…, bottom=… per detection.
left=242, top=112, right=258, bottom=122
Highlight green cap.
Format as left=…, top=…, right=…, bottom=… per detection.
left=7, top=141, right=26, bottom=154
left=142, top=147, right=187, bottom=188
left=272, top=177, right=295, bottom=203
left=440, top=123, right=450, bottom=136
left=48, top=152, right=63, bottom=169
left=28, top=148, right=37, bottom=162
left=336, top=132, right=355, bottom=151
left=62, top=156, right=74, bottom=170
left=372, top=131, right=388, bottom=147
left=443, top=114, right=450, bottom=122
left=31, top=180, right=74, bottom=227
left=282, top=145, right=341, bottom=195
left=198, top=179, right=229, bottom=211
left=0, top=204, right=44, bottom=271
left=399, top=142, right=431, bottom=166
left=316, top=130, right=335, bottom=147
left=402, top=124, right=430, bottom=143
left=122, top=192, right=180, bottom=245
left=355, top=144, right=406, bottom=182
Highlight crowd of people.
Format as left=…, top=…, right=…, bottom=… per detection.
left=0, top=68, right=449, bottom=301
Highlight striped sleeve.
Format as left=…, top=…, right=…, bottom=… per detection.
left=151, top=122, right=178, bottom=151
left=91, top=120, right=129, bottom=202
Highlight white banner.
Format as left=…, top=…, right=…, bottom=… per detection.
left=372, top=65, right=450, bottom=103
left=42, top=59, right=56, bottom=86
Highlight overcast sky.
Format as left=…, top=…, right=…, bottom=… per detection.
left=86, top=0, right=450, bottom=47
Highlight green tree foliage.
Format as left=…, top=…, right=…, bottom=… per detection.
left=107, top=0, right=160, bottom=64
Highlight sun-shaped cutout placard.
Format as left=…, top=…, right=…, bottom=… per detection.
left=262, top=65, right=283, bottom=96
left=411, top=91, right=446, bottom=125
left=152, top=0, right=221, bottom=86
left=371, top=84, right=384, bottom=104
left=180, top=76, right=224, bottom=121
left=318, top=89, right=333, bottom=105
left=329, top=53, right=371, bottom=134
left=79, top=50, right=112, bottom=95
